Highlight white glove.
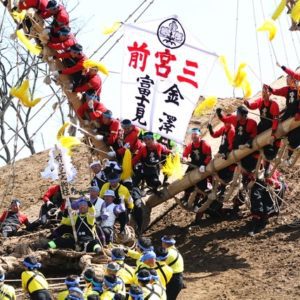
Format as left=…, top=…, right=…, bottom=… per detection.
left=87, top=100, right=94, bottom=109
left=124, top=142, right=130, bottom=149
left=48, top=56, right=54, bottom=62
left=95, top=135, right=103, bottom=141
left=199, top=165, right=206, bottom=173
left=182, top=157, right=188, bottom=163
left=52, top=71, right=59, bottom=77
left=107, top=151, right=116, bottom=158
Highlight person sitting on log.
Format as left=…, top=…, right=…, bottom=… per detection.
left=248, top=169, right=286, bottom=236
left=47, top=26, right=76, bottom=51
left=100, top=173, right=133, bottom=235
left=57, top=275, right=80, bottom=300
left=98, top=189, right=125, bottom=245
left=93, top=110, right=121, bottom=150
left=74, top=66, right=102, bottom=99
left=110, top=248, right=135, bottom=291
left=0, top=268, right=16, bottom=300
left=132, top=131, right=172, bottom=195
left=181, top=128, right=212, bottom=213
left=21, top=256, right=51, bottom=300
left=47, top=197, right=102, bottom=253
left=43, top=0, right=69, bottom=37
left=244, top=84, right=281, bottom=175
left=0, top=199, right=31, bottom=237
left=18, top=0, right=49, bottom=14
left=52, top=43, right=87, bottom=88
left=271, top=63, right=300, bottom=165
left=115, top=119, right=143, bottom=162
left=216, top=106, right=258, bottom=216
left=37, top=184, right=65, bottom=225
left=77, top=91, right=106, bottom=125
left=207, top=120, right=236, bottom=216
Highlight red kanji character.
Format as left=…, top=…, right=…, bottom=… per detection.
left=155, top=49, right=176, bottom=78
left=128, top=42, right=150, bottom=72
left=177, top=60, right=199, bottom=88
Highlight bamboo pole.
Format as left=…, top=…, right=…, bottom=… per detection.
left=146, top=118, right=300, bottom=208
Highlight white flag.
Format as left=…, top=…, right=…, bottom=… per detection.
left=121, top=15, right=218, bottom=144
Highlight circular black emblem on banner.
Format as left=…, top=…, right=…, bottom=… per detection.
left=157, top=18, right=186, bottom=49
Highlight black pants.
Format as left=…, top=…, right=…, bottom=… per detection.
left=288, top=126, right=300, bottom=149
left=241, top=153, right=258, bottom=173
left=117, top=211, right=128, bottom=232
left=166, top=272, right=183, bottom=300
left=133, top=165, right=161, bottom=190
left=217, top=165, right=235, bottom=183
left=30, top=290, right=52, bottom=300
left=250, top=181, right=273, bottom=217
left=101, top=226, right=114, bottom=244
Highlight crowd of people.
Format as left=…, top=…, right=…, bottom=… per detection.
left=0, top=235, right=184, bottom=300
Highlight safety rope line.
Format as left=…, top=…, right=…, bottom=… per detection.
left=252, top=0, right=263, bottom=86
left=99, top=0, right=155, bottom=61
left=275, top=0, right=290, bottom=66
left=233, top=0, right=239, bottom=98
left=284, top=12, right=300, bottom=65
left=90, top=0, right=148, bottom=59
left=7, top=98, right=67, bottom=164
left=259, top=0, right=277, bottom=80
left=0, top=90, right=61, bottom=153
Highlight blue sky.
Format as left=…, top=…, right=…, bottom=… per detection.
left=2, top=0, right=300, bottom=163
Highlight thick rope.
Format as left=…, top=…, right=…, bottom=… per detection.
left=252, top=0, right=263, bottom=86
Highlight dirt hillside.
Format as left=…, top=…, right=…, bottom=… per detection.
left=0, top=95, right=300, bottom=299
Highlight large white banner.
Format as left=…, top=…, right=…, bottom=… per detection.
left=121, top=15, right=218, bottom=143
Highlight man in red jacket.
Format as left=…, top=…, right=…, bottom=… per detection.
left=43, top=0, right=69, bottom=35
left=53, top=43, right=87, bottom=87
left=74, top=67, right=102, bottom=99
left=132, top=131, right=171, bottom=194
left=181, top=128, right=212, bottom=212
left=216, top=106, right=258, bottom=173
left=47, top=26, right=76, bottom=52
left=18, top=0, right=49, bottom=13
left=244, top=84, right=281, bottom=174
left=77, top=91, right=106, bottom=124
left=94, top=110, right=121, bottom=149
left=272, top=63, right=300, bottom=164
left=0, top=199, right=30, bottom=237
left=116, top=119, right=142, bottom=160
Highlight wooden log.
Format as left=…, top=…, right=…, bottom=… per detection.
left=146, top=118, right=300, bottom=208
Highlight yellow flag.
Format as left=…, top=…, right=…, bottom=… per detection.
left=102, top=21, right=121, bottom=35
left=272, top=0, right=287, bottom=20
left=10, top=79, right=41, bottom=108
left=233, top=63, right=247, bottom=87
left=172, top=153, right=184, bottom=180
left=56, top=122, right=70, bottom=140
left=16, top=30, right=42, bottom=55
left=162, top=154, right=174, bottom=177
left=120, top=149, right=133, bottom=180
left=219, top=56, right=233, bottom=84
left=291, top=0, right=300, bottom=23
left=257, top=19, right=277, bottom=41
left=193, top=96, right=218, bottom=117
left=59, top=136, right=81, bottom=155
left=11, top=10, right=26, bottom=23
left=242, top=79, right=252, bottom=98
left=83, top=59, right=109, bottom=76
